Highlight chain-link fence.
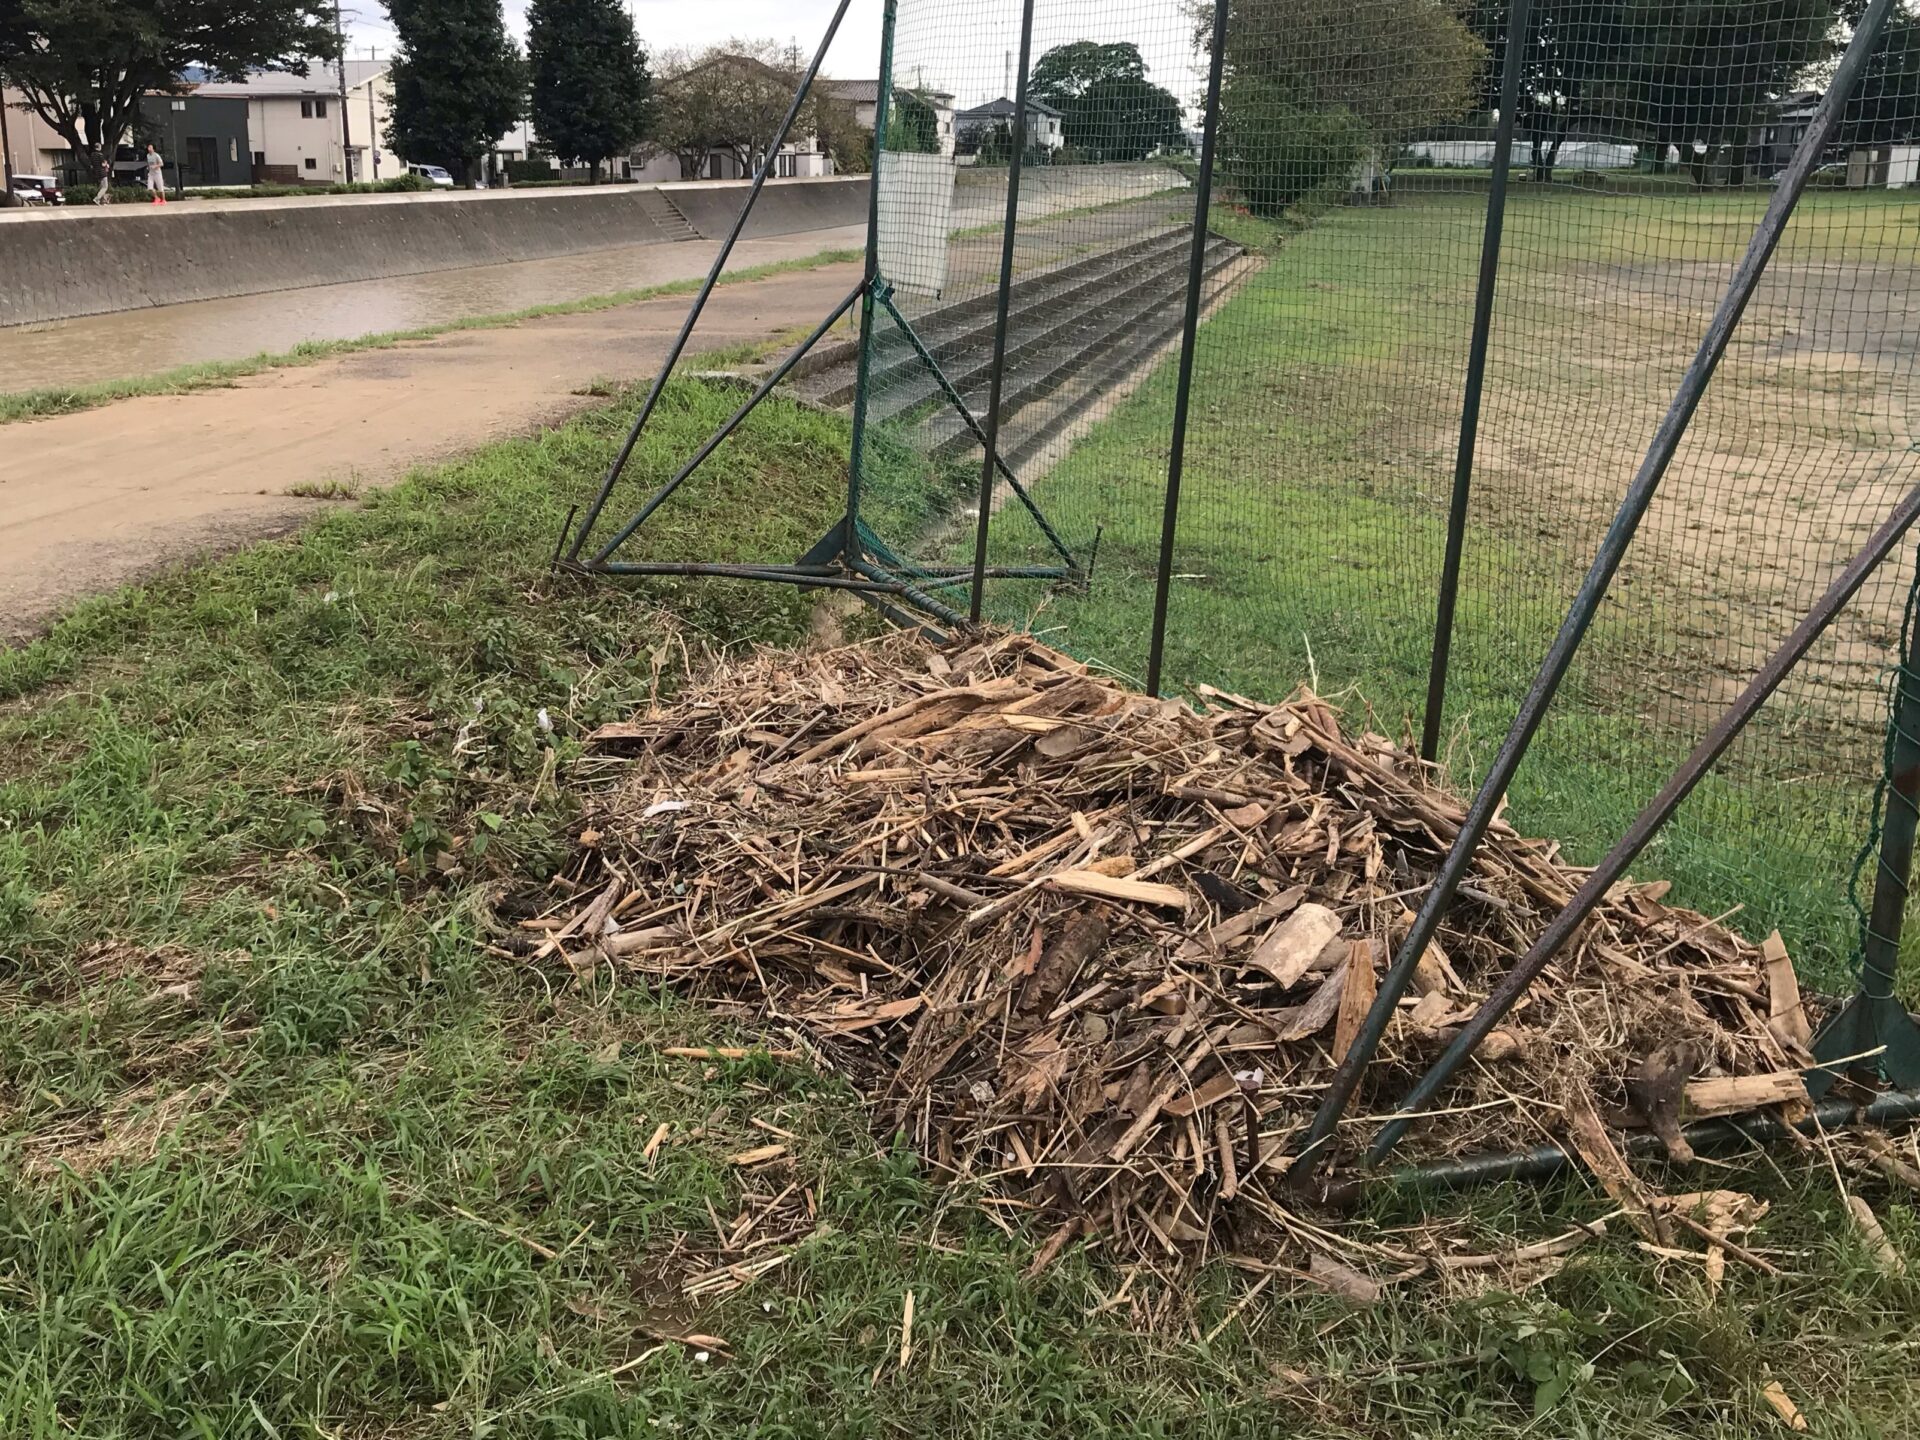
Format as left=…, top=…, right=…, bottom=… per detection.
left=839, top=0, right=1920, bottom=983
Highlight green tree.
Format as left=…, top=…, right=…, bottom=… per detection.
left=1466, top=0, right=1630, bottom=182
left=386, top=0, right=526, bottom=188
left=1617, top=0, right=1836, bottom=184
left=1839, top=3, right=1920, bottom=149
left=527, top=0, right=651, bottom=181
left=0, top=0, right=336, bottom=176
left=1029, top=41, right=1185, bottom=160
left=648, top=43, right=828, bottom=179
left=886, top=87, right=941, bottom=153
left=1210, top=0, right=1486, bottom=213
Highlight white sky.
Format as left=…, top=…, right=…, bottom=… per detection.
left=341, top=1, right=888, bottom=76
left=340, top=0, right=1204, bottom=113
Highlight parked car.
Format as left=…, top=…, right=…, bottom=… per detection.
left=406, top=164, right=456, bottom=189
left=9, top=175, right=63, bottom=205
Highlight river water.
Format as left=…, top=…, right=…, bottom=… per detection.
left=0, top=225, right=868, bottom=395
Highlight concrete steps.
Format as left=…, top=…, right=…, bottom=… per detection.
left=791, top=226, right=1244, bottom=468
left=640, top=188, right=703, bottom=244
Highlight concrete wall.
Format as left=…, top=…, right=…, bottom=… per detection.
left=0, top=175, right=869, bottom=327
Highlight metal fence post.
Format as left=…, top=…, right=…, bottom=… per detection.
left=565, top=0, right=854, bottom=562
left=1812, top=550, right=1920, bottom=1097
left=1292, top=0, right=1904, bottom=1171
left=1420, top=0, right=1534, bottom=763
left=1144, top=0, right=1230, bottom=699
left=844, top=0, right=899, bottom=556
left=1372, top=483, right=1920, bottom=1161
left=966, top=0, right=1039, bottom=623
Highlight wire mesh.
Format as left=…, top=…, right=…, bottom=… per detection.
left=850, top=0, right=1920, bottom=982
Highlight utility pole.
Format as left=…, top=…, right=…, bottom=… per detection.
left=0, top=92, right=17, bottom=202
left=365, top=46, right=381, bottom=179
left=334, top=0, right=354, bottom=183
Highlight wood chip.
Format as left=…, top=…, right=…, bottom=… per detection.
left=1247, top=903, right=1343, bottom=988
left=1330, top=939, right=1378, bottom=1065
left=727, top=1144, right=788, bottom=1168
left=1307, top=1251, right=1382, bottom=1305
left=1761, top=1380, right=1809, bottom=1431
left=1847, top=1194, right=1905, bottom=1274
left=1684, top=1072, right=1807, bottom=1118
left=1761, top=932, right=1813, bottom=1051
left=1049, top=870, right=1188, bottom=909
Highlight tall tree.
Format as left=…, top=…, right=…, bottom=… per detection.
left=527, top=0, right=650, bottom=182
left=1839, top=2, right=1920, bottom=149
left=1210, top=0, right=1486, bottom=212
left=648, top=42, right=824, bottom=179
left=887, top=87, right=941, bottom=153
left=1617, top=0, right=1836, bottom=183
left=386, top=0, right=525, bottom=188
left=1029, top=41, right=1184, bottom=160
left=0, top=0, right=336, bottom=175
left=1466, top=0, right=1629, bottom=181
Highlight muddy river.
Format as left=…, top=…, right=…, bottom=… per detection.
left=0, top=225, right=868, bottom=394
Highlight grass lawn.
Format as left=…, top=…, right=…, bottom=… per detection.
left=976, top=184, right=1920, bottom=987
left=1, top=368, right=1918, bottom=1436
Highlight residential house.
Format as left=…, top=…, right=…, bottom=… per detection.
left=628, top=58, right=942, bottom=183
left=954, top=97, right=1065, bottom=157
left=825, top=79, right=957, bottom=157
left=179, top=66, right=363, bottom=184
left=1749, top=89, right=1822, bottom=178
left=341, top=60, right=405, bottom=183
left=129, top=92, right=252, bottom=186
left=1, top=87, right=78, bottom=181
left=2, top=84, right=249, bottom=187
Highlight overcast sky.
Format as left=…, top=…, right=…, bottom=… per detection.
left=340, top=0, right=1204, bottom=113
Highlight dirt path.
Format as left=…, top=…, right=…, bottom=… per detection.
left=0, top=260, right=861, bottom=641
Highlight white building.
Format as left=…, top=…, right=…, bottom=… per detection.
left=954, top=97, right=1066, bottom=156
left=1848, top=144, right=1920, bottom=188
left=179, top=61, right=402, bottom=185
left=826, top=80, right=957, bottom=158
left=1, top=86, right=78, bottom=179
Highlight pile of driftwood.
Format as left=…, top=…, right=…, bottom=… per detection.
left=525, top=632, right=1824, bottom=1260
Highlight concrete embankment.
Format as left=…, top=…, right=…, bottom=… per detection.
left=0, top=176, right=869, bottom=328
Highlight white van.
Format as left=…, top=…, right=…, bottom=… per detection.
left=406, top=164, right=456, bottom=189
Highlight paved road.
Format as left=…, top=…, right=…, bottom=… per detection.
left=0, top=258, right=862, bottom=640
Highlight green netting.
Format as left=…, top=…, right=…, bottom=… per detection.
left=848, top=0, right=1920, bottom=985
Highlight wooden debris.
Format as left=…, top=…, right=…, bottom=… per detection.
left=1761, top=932, right=1813, bottom=1051
left=1331, top=940, right=1379, bottom=1066
left=1629, top=1041, right=1704, bottom=1163
left=520, top=631, right=1834, bottom=1267
left=1307, top=1251, right=1383, bottom=1305
left=1247, top=903, right=1342, bottom=987
left=1683, top=1072, right=1808, bottom=1118
left=1846, top=1195, right=1906, bottom=1275
left=1761, top=1379, right=1810, bottom=1432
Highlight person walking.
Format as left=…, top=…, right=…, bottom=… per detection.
left=94, top=158, right=112, bottom=205
left=144, top=144, right=166, bottom=204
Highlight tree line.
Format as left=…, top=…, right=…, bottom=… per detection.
left=0, top=0, right=873, bottom=190
left=1216, top=0, right=1920, bottom=215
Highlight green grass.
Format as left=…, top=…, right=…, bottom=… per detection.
left=973, top=185, right=1920, bottom=985
left=0, top=249, right=863, bottom=427
left=1, top=371, right=1918, bottom=1435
